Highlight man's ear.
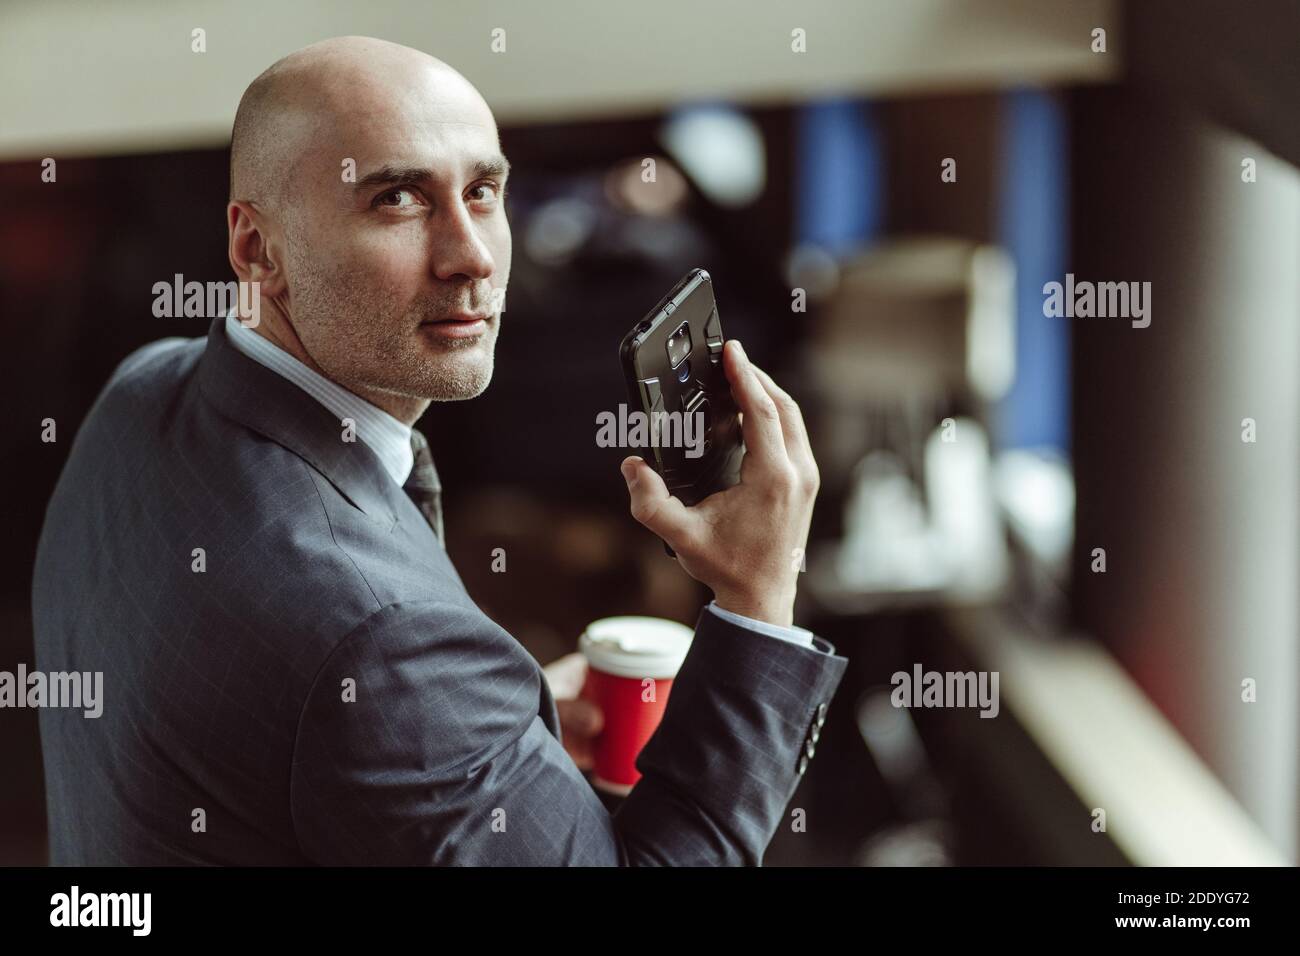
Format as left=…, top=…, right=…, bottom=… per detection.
left=227, top=200, right=287, bottom=299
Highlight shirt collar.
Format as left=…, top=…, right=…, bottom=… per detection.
left=223, top=310, right=414, bottom=487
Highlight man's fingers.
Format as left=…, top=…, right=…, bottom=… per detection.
left=542, top=651, right=588, bottom=699
left=621, top=456, right=699, bottom=548
left=746, top=363, right=816, bottom=471
left=723, top=340, right=787, bottom=470
left=557, top=697, right=604, bottom=736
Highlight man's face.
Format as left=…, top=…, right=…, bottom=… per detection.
left=281, top=70, right=511, bottom=403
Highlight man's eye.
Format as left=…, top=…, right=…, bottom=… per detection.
left=468, top=182, right=503, bottom=203
left=374, top=187, right=419, bottom=208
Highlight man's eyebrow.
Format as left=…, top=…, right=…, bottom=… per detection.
left=353, top=156, right=511, bottom=193
left=353, top=164, right=430, bottom=192
left=472, top=155, right=511, bottom=181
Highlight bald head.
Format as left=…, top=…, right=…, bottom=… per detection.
left=225, top=36, right=511, bottom=418
left=229, top=36, right=486, bottom=207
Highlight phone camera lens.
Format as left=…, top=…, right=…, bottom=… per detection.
left=676, top=358, right=691, bottom=383
left=666, top=322, right=692, bottom=368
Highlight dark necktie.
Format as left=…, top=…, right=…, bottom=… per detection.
left=404, top=429, right=445, bottom=548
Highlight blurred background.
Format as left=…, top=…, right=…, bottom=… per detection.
left=1, top=0, right=1297, bottom=866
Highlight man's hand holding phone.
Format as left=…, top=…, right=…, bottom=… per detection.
left=620, top=340, right=819, bottom=629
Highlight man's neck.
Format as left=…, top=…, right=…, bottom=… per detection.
left=251, top=309, right=430, bottom=426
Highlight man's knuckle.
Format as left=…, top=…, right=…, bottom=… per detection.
left=755, top=397, right=780, bottom=423
left=801, top=464, right=821, bottom=493
left=765, top=467, right=798, bottom=498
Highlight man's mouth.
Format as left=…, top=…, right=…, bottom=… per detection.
left=420, top=313, right=491, bottom=339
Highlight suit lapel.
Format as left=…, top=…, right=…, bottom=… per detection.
left=196, top=315, right=399, bottom=528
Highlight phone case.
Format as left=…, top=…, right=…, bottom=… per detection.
left=619, top=269, right=745, bottom=555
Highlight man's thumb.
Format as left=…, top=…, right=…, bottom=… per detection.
left=621, top=456, right=692, bottom=543
left=620, top=456, right=641, bottom=489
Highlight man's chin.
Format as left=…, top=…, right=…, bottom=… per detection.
left=419, top=351, right=495, bottom=402
left=430, top=371, right=493, bottom=402
left=353, top=322, right=494, bottom=402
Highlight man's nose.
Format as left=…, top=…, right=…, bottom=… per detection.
left=429, top=204, right=495, bottom=282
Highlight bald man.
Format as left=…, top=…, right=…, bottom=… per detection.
left=33, top=37, right=847, bottom=865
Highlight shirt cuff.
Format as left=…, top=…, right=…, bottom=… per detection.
left=706, top=600, right=816, bottom=648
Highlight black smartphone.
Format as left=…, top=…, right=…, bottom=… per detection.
left=619, top=269, right=745, bottom=555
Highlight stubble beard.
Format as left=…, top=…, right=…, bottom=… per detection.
left=287, top=253, right=499, bottom=403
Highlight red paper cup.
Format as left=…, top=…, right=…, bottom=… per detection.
left=578, top=616, right=694, bottom=796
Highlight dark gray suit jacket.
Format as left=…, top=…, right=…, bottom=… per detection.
left=32, top=316, right=848, bottom=865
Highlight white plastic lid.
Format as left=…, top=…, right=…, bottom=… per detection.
left=579, top=616, right=695, bottom=679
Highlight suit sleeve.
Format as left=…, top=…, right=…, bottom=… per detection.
left=289, top=599, right=848, bottom=865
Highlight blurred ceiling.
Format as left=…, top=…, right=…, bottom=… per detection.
left=0, top=0, right=1117, bottom=160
